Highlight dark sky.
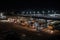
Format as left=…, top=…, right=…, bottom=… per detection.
left=0, top=0, right=60, bottom=10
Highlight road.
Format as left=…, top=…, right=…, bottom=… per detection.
left=0, top=22, right=60, bottom=40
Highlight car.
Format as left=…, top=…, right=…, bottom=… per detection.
left=50, top=21, right=60, bottom=30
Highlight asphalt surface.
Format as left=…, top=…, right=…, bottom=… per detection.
left=0, top=22, right=60, bottom=40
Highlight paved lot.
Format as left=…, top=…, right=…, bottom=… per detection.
left=0, top=22, right=60, bottom=40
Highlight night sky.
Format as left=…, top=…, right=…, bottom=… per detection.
left=0, top=0, right=60, bottom=10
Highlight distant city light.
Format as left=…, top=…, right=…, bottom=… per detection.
left=21, top=10, right=59, bottom=16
